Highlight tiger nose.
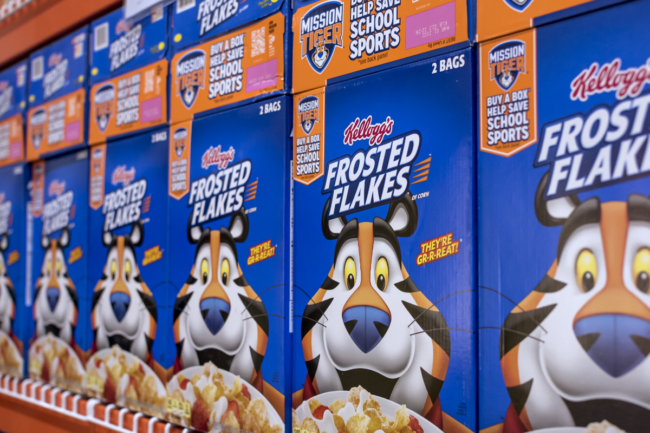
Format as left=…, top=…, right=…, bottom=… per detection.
left=46, top=288, right=60, bottom=312
left=200, top=298, right=231, bottom=335
left=574, top=314, right=650, bottom=377
left=110, top=292, right=131, bottom=323
left=342, top=306, right=391, bottom=353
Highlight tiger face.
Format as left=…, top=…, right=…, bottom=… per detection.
left=92, top=220, right=157, bottom=363
left=174, top=208, right=269, bottom=386
left=501, top=172, right=650, bottom=432
left=302, top=193, right=450, bottom=419
left=34, top=227, right=78, bottom=343
left=0, top=233, right=15, bottom=335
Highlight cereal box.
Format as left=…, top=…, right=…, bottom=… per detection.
left=27, top=150, right=90, bottom=394
left=479, top=2, right=650, bottom=432
left=27, top=27, right=88, bottom=161
left=292, top=0, right=471, bottom=93
left=88, top=6, right=171, bottom=145
left=0, top=163, right=29, bottom=379
left=292, top=48, right=477, bottom=433
left=0, top=61, right=28, bottom=167
left=86, top=129, right=172, bottom=418
left=167, top=95, right=292, bottom=432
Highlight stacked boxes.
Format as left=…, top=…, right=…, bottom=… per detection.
left=28, top=149, right=90, bottom=394
left=167, top=96, right=292, bottom=432
left=292, top=48, right=477, bottom=432
left=85, top=128, right=172, bottom=418
left=0, top=61, right=28, bottom=167
left=88, top=6, right=171, bottom=144
left=479, top=1, right=650, bottom=432
left=26, top=27, right=89, bottom=161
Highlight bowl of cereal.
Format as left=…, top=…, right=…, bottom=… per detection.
left=0, top=331, right=23, bottom=378
left=86, top=346, right=166, bottom=417
left=166, top=362, right=284, bottom=433
left=29, top=334, right=85, bottom=393
left=294, top=387, right=444, bottom=433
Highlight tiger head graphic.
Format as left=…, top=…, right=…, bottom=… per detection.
left=0, top=232, right=15, bottom=336
left=300, top=192, right=451, bottom=427
left=91, top=220, right=157, bottom=364
left=499, top=172, right=650, bottom=433
left=173, top=208, right=269, bottom=389
left=34, top=227, right=78, bottom=344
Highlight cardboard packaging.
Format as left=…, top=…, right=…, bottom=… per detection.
left=26, top=27, right=89, bottom=161
left=85, top=129, right=172, bottom=418
left=0, top=61, right=28, bottom=167
left=27, top=149, right=90, bottom=394
left=88, top=6, right=171, bottom=145
left=292, top=0, right=471, bottom=93
left=292, top=48, right=477, bottom=433
left=0, top=163, right=29, bottom=379
left=167, top=95, right=292, bottom=432
left=479, top=2, right=650, bottom=432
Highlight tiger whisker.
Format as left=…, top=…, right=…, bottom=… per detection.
left=241, top=283, right=286, bottom=315
left=479, top=326, right=546, bottom=344
left=149, top=280, right=180, bottom=291
left=410, top=327, right=474, bottom=336
left=293, top=284, right=329, bottom=321
left=479, top=286, right=548, bottom=334
left=408, top=289, right=474, bottom=328
left=243, top=313, right=285, bottom=320
left=293, top=315, right=327, bottom=328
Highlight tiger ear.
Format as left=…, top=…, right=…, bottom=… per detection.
left=535, top=171, right=580, bottom=227
left=386, top=191, right=418, bottom=237
left=130, top=220, right=144, bottom=246
left=229, top=207, right=249, bottom=243
left=187, top=214, right=204, bottom=244
left=102, top=230, right=113, bottom=247
left=41, top=234, right=50, bottom=249
left=0, top=233, right=8, bottom=252
left=58, top=226, right=70, bottom=248
left=322, top=197, right=347, bottom=240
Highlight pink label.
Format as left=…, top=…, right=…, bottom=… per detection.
left=246, top=59, right=278, bottom=93
left=65, top=121, right=81, bottom=143
left=405, top=2, right=456, bottom=50
left=9, top=142, right=21, bottom=159
left=141, top=97, right=163, bottom=123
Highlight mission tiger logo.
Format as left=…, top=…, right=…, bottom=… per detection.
left=504, top=0, right=533, bottom=11
left=298, top=95, right=319, bottom=134
left=30, top=108, right=47, bottom=150
left=176, top=50, right=206, bottom=109
left=173, top=127, right=188, bottom=158
left=488, top=40, right=526, bottom=91
left=300, top=1, right=344, bottom=73
left=94, top=84, right=115, bottom=133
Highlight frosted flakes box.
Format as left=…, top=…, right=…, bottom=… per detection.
left=292, top=48, right=476, bottom=433
left=88, top=6, right=171, bottom=145
left=28, top=150, right=90, bottom=394
left=170, top=12, right=289, bottom=123
left=479, top=1, right=650, bottom=432
left=86, top=129, right=172, bottom=418
left=0, top=61, right=28, bottom=167
left=167, top=95, right=291, bottom=432
left=0, top=163, right=28, bottom=379
left=27, top=27, right=88, bottom=161
left=171, top=0, right=290, bottom=52
left=292, top=0, right=471, bottom=93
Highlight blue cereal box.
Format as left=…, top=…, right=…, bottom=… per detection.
left=479, top=1, right=650, bottom=432
left=27, top=27, right=88, bottom=161
left=0, top=61, right=28, bottom=167
left=171, top=0, right=291, bottom=52
left=85, top=130, right=172, bottom=418
left=0, top=163, right=28, bottom=379
left=27, top=150, right=90, bottom=394
left=166, top=95, right=292, bottom=432
left=88, top=7, right=171, bottom=145
left=292, top=48, right=476, bottom=433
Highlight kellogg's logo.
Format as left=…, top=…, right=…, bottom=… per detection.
left=176, top=50, right=206, bottom=109
left=570, top=58, right=650, bottom=102
left=201, top=145, right=235, bottom=170
left=48, top=53, right=63, bottom=68
left=48, top=180, right=66, bottom=197
left=298, top=95, right=319, bottom=134
left=504, top=0, right=533, bottom=12
left=111, top=166, right=136, bottom=186
left=300, top=1, right=344, bottom=73
left=343, top=115, right=394, bottom=146
left=488, top=40, right=526, bottom=91
left=94, top=84, right=115, bottom=133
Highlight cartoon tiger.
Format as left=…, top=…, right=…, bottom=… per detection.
left=496, top=172, right=650, bottom=433
left=33, top=227, right=78, bottom=345
left=173, top=208, right=271, bottom=390
left=0, top=233, right=16, bottom=337
left=91, top=220, right=158, bottom=366
left=298, top=192, right=463, bottom=430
